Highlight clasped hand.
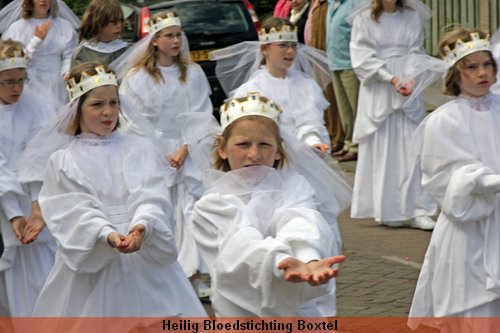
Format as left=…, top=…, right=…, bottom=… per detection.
left=10, top=201, right=45, bottom=244
left=107, top=224, right=146, bottom=254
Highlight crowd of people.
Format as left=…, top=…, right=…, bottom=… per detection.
left=0, top=0, right=499, bottom=330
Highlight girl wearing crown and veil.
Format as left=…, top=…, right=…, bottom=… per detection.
left=26, top=62, right=207, bottom=318
left=408, top=28, right=500, bottom=331
left=210, top=17, right=332, bottom=154
left=348, top=0, right=438, bottom=230
left=184, top=92, right=351, bottom=316
left=0, top=39, right=56, bottom=316
left=0, top=0, right=79, bottom=108
left=113, top=11, right=213, bottom=299
left=71, top=0, right=127, bottom=69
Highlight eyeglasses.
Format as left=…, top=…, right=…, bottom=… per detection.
left=0, top=77, right=29, bottom=87
left=272, top=42, right=298, bottom=50
left=159, top=32, right=183, bottom=40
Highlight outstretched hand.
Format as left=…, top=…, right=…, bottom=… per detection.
left=278, top=255, right=346, bottom=286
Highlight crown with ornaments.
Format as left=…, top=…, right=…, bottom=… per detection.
left=66, top=65, right=118, bottom=102
left=0, top=50, right=27, bottom=72
left=258, top=24, right=298, bottom=43
left=443, top=32, right=491, bottom=65
left=147, top=12, right=182, bottom=36
left=220, top=92, right=282, bottom=129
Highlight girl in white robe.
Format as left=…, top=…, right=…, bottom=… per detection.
left=349, top=0, right=437, bottom=229
left=210, top=17, right=333, bottom=153
left=70, top=0, right=128, bottom=69
left=0, top=39, right=56, bottom=316
left=1, top=0, right=79, bottom=108
left=115, top=11, right=213, bottom=297
left=31, top=63, right=207, bottom=319
left=186, top=93, right=351, bottom=317
left=409, top=28, right=500, bottom=332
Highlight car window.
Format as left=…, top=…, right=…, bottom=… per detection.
left=151, top=3, right=250, bottom=34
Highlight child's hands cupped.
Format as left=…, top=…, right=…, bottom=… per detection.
left=118, top=224, right=146, bottom=254
left=107, top=232, right=127, bottom=249
left=306, top=255, right=346, bottom=286
left=278, top=257, right=313, bottom=283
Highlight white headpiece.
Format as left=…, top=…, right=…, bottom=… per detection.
left=443, top=32, right=491, bottom=65
left=220, top=92, right=282, bottom=129
left=147, top=14, right=182, bottom=35
left=258, top=25, right=298, bottom=43
left=0, top=50, right=27, bottom=71
left=67, top=65, right=118, bottom=102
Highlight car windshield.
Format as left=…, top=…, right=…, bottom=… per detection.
left=151, top=3, right=250, bottom=34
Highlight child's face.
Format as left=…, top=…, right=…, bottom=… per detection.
left=261, top=42, right=297, bottom=76
left=98, top=20, right=123, bottom=43
left=80, top=85, right=119, bottom=137
left=0, top=68, right=27, bottom=105
left=218, top=118, right=282, bottom=170
left=152, top=26, right=183, bottom=59
left=458, top=51, right=495, bottom=98
left=33, top=0, right=51, bottom=18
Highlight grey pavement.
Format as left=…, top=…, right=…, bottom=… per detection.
left=331, top=157, right=433, bottom=318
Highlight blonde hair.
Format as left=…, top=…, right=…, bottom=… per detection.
left=371, top=0, right=405, bottom=22
left=0, top=39, right=26, bottom=60
left=79, top=0, right=123, bottom=42
left=438, top=28, right=497, bottom=96
left=214, top=115, right=287, bottom=172
left=22, top=0, right=59, bottom=19
left=130, top=11, right=188, bottom=83
left=66, top=62, right=120, bottom=135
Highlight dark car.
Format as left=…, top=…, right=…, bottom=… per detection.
left=121, top=0, right=260, bottom=113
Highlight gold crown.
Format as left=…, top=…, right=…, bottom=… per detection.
left=66, top=65, right=118, bottom=102
left=220, top=92, right=282, bottom=129
left=147, top=13, right=182, bottom=35
left=258, top=25, right=298, bottom=43
left=0, top=50, right=27, bottom=71
left=443, top=32, right=491, bottom=65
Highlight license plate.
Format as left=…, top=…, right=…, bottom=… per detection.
left=189, top=49, right=214, bottom=62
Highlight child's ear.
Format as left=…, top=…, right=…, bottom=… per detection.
left=260, top=44, right=268, bottom=56
left=275, top=149, right=282, bottom=161
left=217, top=142, right=228, bottom=160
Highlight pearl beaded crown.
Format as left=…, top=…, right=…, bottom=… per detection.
left=66, top=65, right=117, bottom=102
left=147, top=13, right=182, bottom=35
left=220, top=92, right=282, bottom=129
left=258, top=25, right=298, bottom=43
left=443, top=32, right=491, bottom=65
left=0, top=51, right=27, bottom=71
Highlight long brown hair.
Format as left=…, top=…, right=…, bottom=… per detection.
left=214, top=116, right=287, bottom=172
left=66, top=62, right=120, bottom=135
left=130, top=11, right=188, bottom=83
left=438, top=28, right=497, bottom=96
left=78, top=0, right=123, bottom=42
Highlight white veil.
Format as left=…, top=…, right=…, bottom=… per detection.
left=346, top=0, right=432, bottom=25
left=19, top=92, right=164, bottom=185
left=209, top=41, right=333, bottom=96
left=110, top=29, right=190, bottom=80
left=180, top=111, right=353, bottom=226
left=0, top=0, right=80, bottom=33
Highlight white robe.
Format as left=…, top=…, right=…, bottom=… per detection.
left=192, top=166, right=340, bottom=317
left=349, top=8, right=437, bottom=221
left=33, top=133, right=206, bottom=317
left=409, top=93, right=500, bottom=320
left=232, top=68, right=331, bottom=148
left=120, top=64, right=212, bottom=277
left=4, top=17, right=77, bottom=108
left=0, top=89, right=56, bottom=316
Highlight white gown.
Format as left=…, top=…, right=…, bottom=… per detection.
left=4, top=17, right=77, bottom=108
left=0, top=89, right=56, bottom=316
left=120, top=64, right=212, bottom=277
left=192, top=166, right=340, bottom=317
left=33, top=133, right=206, bottom=317
left=349, top=8, right=437, bottom=221
left=232, top=68, right=331, bottom=148
left=409, top=93, right=500, bottom=321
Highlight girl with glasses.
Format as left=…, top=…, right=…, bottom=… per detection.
left=112, top=11, right=213, bottom=299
